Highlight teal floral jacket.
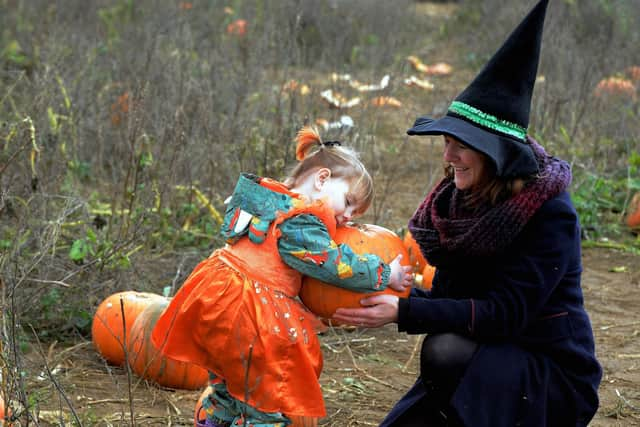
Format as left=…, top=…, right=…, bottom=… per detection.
left=221, top=173, right=390, bottom=292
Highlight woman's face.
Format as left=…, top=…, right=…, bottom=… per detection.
left=443, top=135, right=489, bottom=191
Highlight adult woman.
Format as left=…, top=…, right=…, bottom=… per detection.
left=333, top=1, right=602, bottom=426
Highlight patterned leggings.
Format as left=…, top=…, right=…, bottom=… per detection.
left=195, top=373, right=291, bottom=427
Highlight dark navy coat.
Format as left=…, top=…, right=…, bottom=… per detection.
left=381, top=191, right=602, bottom=427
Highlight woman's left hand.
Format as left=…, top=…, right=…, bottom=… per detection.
left=332, top=294, right=400, bottom=327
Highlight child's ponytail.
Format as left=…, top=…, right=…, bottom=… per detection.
left=295, top=126, right=322, bottom=161
left=286, top=126, right=373, bottom=215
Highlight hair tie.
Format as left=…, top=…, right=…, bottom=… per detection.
left=322, top=140, right=342, bottom=147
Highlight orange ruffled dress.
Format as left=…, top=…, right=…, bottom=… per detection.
left=151, top=175, right=336, bottom=418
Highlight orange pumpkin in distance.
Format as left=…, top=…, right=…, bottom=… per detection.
left=0, top=395, right=11, bottom=426
left=91, top=291, right=166, bottom=366
left=299, top=223, right=411, bottom=321
left=627, top=192, right=640, bottom=229
left=593, top=77, right=636, bottom=100
left=127, top=299, right=209, bottom=390
left=403, top=230, right=427, bottom=273
left=226, top=19, right=247, bottom=37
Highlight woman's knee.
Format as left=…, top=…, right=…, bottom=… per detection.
left=420, top=333, right=477, bottom=378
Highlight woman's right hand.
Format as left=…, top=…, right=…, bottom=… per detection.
left=388, top=254, right=414, bottom=292
left=333, top=294, right=400, bottom=327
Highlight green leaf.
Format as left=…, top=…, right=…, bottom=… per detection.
left=86, top=228, right=97, bottom=243
left=72, top=310, right=92, bottom=328
left=69, top=239, right=90, bottom=262
left=47, top=107, right=59, bottom=133
left=139, top=151, right=153, bottom=168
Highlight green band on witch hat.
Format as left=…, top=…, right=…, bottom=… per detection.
left=448, top=101, right=527, bottom=141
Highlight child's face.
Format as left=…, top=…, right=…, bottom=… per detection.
left=313, top=173, right=357, bottom=226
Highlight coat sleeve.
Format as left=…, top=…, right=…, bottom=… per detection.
left=277, top=214, right=391, bottom=292
left=397, top=194, right=580, bottom=338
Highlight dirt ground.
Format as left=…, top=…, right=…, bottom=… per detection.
left=15, top=246, right=640, bottom=426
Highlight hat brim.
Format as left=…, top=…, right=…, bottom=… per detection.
left=407, top=115, right=538, bottom=177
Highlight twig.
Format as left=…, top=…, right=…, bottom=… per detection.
left=582, top=240, right=640, bottom=255
left=616, top=389, right=640, bottom=411
left=169, top=257, right=186, bottom=296
left=82, top=398, right=143, bottom=406
left=52, top=341, right=91, bottom=361
left=401, top=335, right=422, bottom=373
left=600, top=321, right=640, bottom=330
left=28, top=324, right=83, bottom=426
left=25, top=278, right=71, bottom=288
left=120, top=297, right=136, bottom=427
left=343, top=343, right=400, bottom=391
left=164, top=394, right=181, bottom=415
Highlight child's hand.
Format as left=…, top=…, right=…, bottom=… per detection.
left=388, top=254, right=413, bottom=292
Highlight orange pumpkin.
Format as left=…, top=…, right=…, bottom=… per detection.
left=0, top=395, right=11, bottom=426
left=226, top=19, right=247, bottom=37
left=403, top=230, right=427, bottom=273
left=420, top=263, right=436, bottom=290
left=299, top=223, right=411, bottom=320
left=127, top=299, right=209, bottom=390
left=194, top=385, right=213, bottom=427
left=626, top=192, right=640, bottom=229
left=593, top=77, right=636, bottom=100
left=626, top=65, right=640, bottom=82
left=91, top=291, right=166, bottom=366
left=370, top=96, right=403, bottom=108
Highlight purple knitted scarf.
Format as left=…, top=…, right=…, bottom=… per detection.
left=408, top=138, right=571, bottom=267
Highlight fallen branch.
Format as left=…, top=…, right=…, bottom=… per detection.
left=29, top=325, right=83, bottom=426
left=401, top=335, right=422, bottom=373
left=344, top=343, right=400, bottom=391
left=616, top=389, right=640, bottom=411
left=600, top=321, right=640, bottom=330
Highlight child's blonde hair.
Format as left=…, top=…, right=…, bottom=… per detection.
left=284, top=126, right=374, bottom=216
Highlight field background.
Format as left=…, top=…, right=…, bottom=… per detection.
left=1, top=0, right=639, bottom=425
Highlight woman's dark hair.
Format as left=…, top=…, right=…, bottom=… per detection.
left=444, top=157, right=536, bottom=208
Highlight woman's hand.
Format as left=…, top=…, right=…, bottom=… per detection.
left=388, top=254, right=414, bottom=292
left=332, top=294, right=400, bottom=327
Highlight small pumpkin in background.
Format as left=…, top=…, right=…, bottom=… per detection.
left=0, top=395, right=11, bottom=426
left=626, top=65, right=640, bottom=82
left=299, top=223, right=411, bottom=321
left=226, top=19, right=247, bottom=37
left=403, top=230, right=427, bottom=272
left=415, top=263, right=436, bottom=291
left=91, top=291, right=166, bottom=366
left=127, top=299, right=209, bottom=390
left=593, top=77, right=636, bottom=100
left=403, top=231, right=435, bottom=290
left=626, top=192, right=640, bottom=229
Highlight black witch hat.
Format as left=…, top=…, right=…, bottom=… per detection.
left=407, top=0, right=550, bottom=177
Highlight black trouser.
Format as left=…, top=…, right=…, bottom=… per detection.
left=392, top=333, right=478, bottom=427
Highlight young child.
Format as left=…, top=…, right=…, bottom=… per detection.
left=151, top=126, right=413, bottom=427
